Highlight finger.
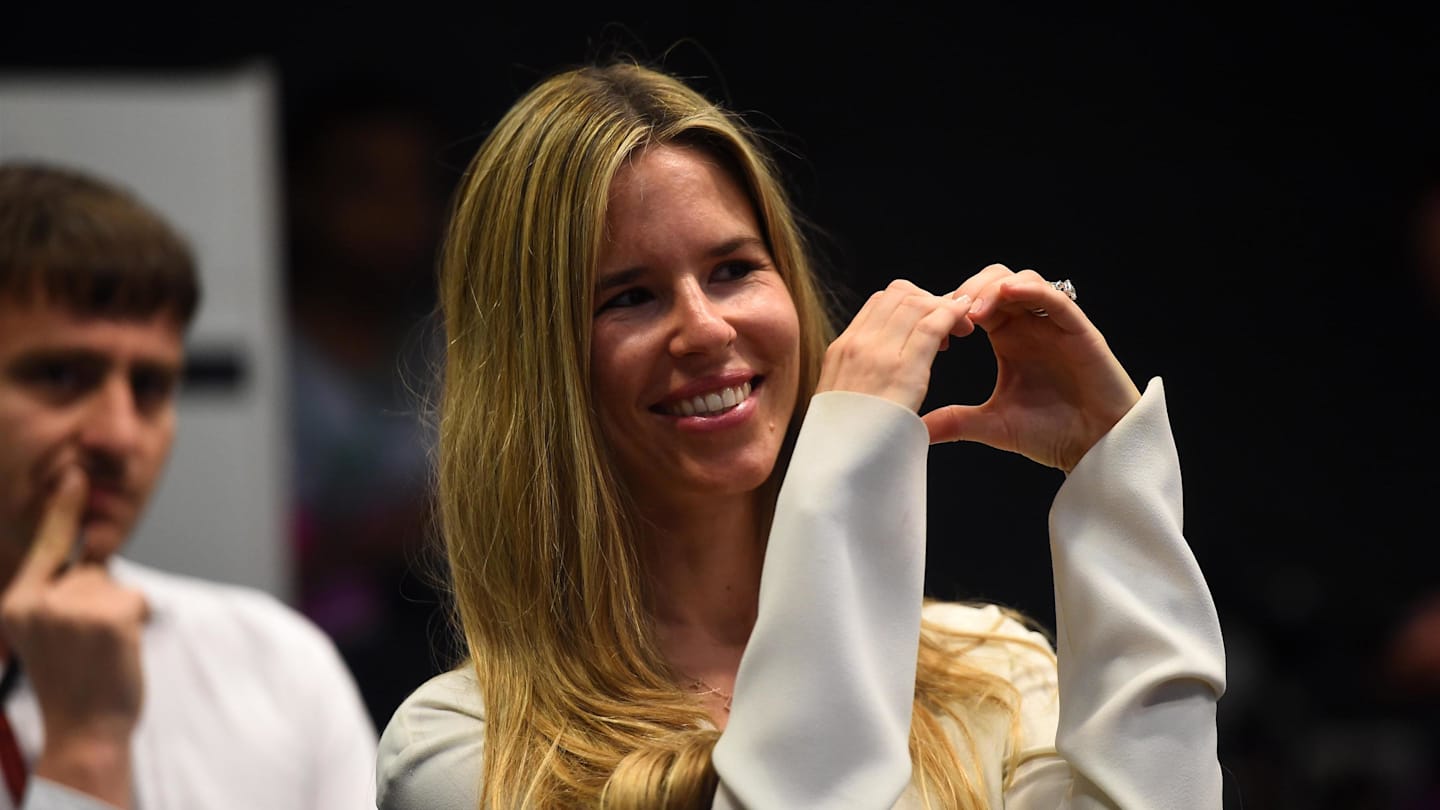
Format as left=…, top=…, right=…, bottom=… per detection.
left=970, top=275, right=1089, bottom=331
left=827, top=281, right=926, bottom=372
left=932, top=291, right=975, bottom=350
left=938, top=293, right=975, bottom=351
left=866, top=279, right=928, bottom=331
left=855, top=285, right=948, bottom=363
left=844, top=278, right=926, bottom=339
left=822, top=288, right=965, bottom=407
left=842, top=288, right=887, bottom=339
left=921, top=403, right=1007, bottom=447
left=877, top=282, right=960, bottom=328
left=898, top=302, right=956, bottom=368
left=13, top=468, right=88, bottom=591
left=904, top=290, right=975, bottom=352
left=971, top=269, right=1036, bottom=319
left=948, top=294, right=975, bottom=337
left=954, top=263, right=1015, bottom=308
left=967, top=268, right=1041, bottom=316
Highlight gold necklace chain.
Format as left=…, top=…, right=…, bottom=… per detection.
left=683, top=676, right=733, bottom=712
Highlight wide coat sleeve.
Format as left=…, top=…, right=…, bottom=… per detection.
left=712, top=390, right=930, bottom=809
left=1003, top=378, right=1227, bottom=808
left=715, top=379, right=1225, bottom=809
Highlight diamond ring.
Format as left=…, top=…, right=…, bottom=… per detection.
left=1030, top=279, right=1077, bottom=317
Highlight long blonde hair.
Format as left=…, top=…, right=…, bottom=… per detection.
left=439, top=62, right=1034, bottom=808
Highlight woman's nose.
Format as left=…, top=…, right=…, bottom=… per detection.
left=668, top=283, right=737, bottom=357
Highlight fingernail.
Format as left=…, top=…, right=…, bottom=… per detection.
left=971, top=297, right=985, bottom=315
left=954, top=294, right=971, bottom=307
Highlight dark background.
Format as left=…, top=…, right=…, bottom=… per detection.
left=7, top=4, right=1440, bottom=808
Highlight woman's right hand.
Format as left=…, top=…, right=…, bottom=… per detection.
left=815, top=279, right=975, bottom=411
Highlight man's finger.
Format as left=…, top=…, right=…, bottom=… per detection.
left=14, top=467, right=88, bottom=589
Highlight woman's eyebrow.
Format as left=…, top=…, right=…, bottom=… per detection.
left=596, top=267, right=644, bottom=293
left=707, top=236, right=765, bottom=258
left=595, top=236, right=766, bottom=292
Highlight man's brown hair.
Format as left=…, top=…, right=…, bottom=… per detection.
left=0, top=162, right=199, bottom=325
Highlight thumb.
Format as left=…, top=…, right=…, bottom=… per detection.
left=921, top=404, right=1005, bottom=447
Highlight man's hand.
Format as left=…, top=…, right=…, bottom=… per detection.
left=1, top=468, right=146, bottom=809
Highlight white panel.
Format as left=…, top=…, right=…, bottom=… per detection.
left=0, top=63, right=291, bottom=601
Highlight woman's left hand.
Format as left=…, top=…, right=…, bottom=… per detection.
left=921, top=263, right=1141, bottom=472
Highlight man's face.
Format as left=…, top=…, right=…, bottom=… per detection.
left=0, top=301, right=183, bottom=579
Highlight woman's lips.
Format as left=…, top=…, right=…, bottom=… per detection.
left=663, top=379, right=754, bottom=417
left=652, top=374, right=763, bottom=416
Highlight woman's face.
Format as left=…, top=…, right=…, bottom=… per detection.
left=590, top=144, right=800, bottom=510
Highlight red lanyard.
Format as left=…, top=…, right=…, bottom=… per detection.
left=0, top=663, right=26, bottom=805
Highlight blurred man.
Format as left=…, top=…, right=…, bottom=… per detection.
left=0, top=162, right=375, bottom=809
left=283, top=79, right=452, bottom=727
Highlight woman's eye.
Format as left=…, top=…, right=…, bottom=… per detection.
left=712, top=261, right=758, bottom=283
left=598, top=287, right=654, bottom=312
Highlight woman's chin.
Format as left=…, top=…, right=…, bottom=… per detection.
left=635, top=459, right=777, bottom=507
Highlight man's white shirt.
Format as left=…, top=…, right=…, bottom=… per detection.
left=3, top=558, right=376, bottom=810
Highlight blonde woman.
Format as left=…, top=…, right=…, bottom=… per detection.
left=377, top=63, right=1225, bottom=809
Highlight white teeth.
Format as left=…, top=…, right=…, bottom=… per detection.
left=668, top=382, right=753, bottom=416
